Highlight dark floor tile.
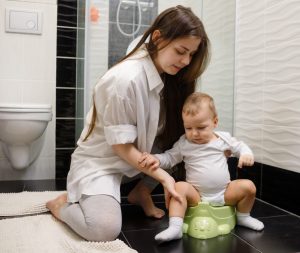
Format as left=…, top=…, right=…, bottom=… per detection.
left=123, top=229, right=260, bottom=253
left=252, top=199, right=290, bottom=218
left=121, top=202, right=168, bottom=231
left=121, top=193, right=165, bottom=205
left=118, top=232, right=134, bottom=249
left=0, top=181, right=25, bottom=192
left=23, top=179, right=66, bottom=191
left=234, top=215, right=300, bottom=253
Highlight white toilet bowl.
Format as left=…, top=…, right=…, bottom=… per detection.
left=0, top=104, right=52, bottom=170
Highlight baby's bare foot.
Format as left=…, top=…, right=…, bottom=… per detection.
left=46, top=193, right=67, bottom=220
left=128, top=182, right=165, bottom=219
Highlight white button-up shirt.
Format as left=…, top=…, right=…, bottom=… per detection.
left=67, top=47, right=164, bottom=203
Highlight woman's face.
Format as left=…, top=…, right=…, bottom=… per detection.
left=153, top=35, right=201, bottom=75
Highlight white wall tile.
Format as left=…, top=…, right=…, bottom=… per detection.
left=237, top=0, right=266, bottom=24
left=262, top=126, right=300, bottom=173
left=236, top=0, right=300, bottom=173
left=265, top=39, right=300, bottom=86
left=266, top=0, right=285, bottom=8
left=235, top=124, right=263, bottom=163
left=7, top=0, right=56, bottom=4
left=22, top=80, right=56, bottom=105
left=263, top=84, right=300, bottom=127
left=235, top=50, right=264, bottom=89
left=0, top=79, right=22, bottom=104
left=235, top=87, right=263, bottom=125
left=265, top=0, right=300, bottom=47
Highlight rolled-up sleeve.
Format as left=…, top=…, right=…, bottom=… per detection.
left=102, top=90, right=138, bottom=145
left=104, top=124, right=137, bottom=145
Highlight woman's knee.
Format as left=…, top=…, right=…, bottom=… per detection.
left=85, top=219, right=122, bottom=241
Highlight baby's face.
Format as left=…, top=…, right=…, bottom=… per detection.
left=182, top=109, right=218, bottom=144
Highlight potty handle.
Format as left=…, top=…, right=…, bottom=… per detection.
left=183, top=202, right=236, bottom=239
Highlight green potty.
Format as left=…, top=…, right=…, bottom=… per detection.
left=183, top=202, right=236, bottom=239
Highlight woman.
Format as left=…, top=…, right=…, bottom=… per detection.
left=47, top=5, right=210, bottom=241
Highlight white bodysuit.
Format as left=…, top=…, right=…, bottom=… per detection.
left=67, top=47, right=164, bottom=203
left=155, top=131, right=253, bottom=205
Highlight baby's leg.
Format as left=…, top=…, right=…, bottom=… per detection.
left=155, top=182, right=200, bottom=243
left=60, top=194, right=122, bottom=241
left=225, top=179, right=264, bottom=231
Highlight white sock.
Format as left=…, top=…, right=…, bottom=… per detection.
left=155, top=217, right=183, bottom=243
left=237, top=212, right=264, bottom=231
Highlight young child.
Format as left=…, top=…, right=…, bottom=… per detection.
left=139, top=92, right=264, bottom=243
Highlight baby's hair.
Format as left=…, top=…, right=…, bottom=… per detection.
left=182, top=92, right=217, bottom=118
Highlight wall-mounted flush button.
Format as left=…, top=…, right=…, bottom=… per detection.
left=5, top=8, right=42, bottom=35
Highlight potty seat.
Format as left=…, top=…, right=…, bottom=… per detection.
left=183, top=202, right=236, bottom=239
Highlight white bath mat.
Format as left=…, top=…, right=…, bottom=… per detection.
left=0, top=191, right=137, bottom=253
left=0, top=214, right=137, bottom=253
left=0, top=191, right=65, bottom=216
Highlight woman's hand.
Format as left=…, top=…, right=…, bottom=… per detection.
left=161, top=175, right=182, bottom=209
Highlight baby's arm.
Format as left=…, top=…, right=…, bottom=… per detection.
left=228, top=135, right=254, bottom=168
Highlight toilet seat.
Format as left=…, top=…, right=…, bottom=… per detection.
left=0, top=104, right=52, bottom=113
left=0, top=104, right=52, bottom=121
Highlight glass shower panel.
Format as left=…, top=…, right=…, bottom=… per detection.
left=198, top=0, right=235, bottom=134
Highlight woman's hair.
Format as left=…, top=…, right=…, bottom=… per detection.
left=182, top=92, right=217, bottom=119
left=84, top=5, right=210, bottom=148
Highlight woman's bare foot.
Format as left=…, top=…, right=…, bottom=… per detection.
left=128, top=181, right=165, bottom=219
left=46, top=193, right=67, bottom=220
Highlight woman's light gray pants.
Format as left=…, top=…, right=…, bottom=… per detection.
left=60, top=194, right=122, bottom=241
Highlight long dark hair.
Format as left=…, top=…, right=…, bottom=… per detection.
left=84, top=5, right=210, bottom=149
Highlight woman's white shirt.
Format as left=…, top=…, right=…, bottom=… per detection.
left=67, top=47, right=164, bottom=203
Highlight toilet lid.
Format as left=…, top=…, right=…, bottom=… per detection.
left=0, top=104, right=52, bottom=113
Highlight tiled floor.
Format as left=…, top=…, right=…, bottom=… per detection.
left=1, top=179, right=300, bottom=253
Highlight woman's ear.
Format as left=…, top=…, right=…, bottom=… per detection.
left=151, top=29, right=161, bottom=43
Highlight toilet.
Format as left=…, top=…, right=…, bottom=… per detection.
left=0, top=104, right=52, bottom=170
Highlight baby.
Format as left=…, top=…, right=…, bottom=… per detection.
left=139, top=92, right=264, bottom=243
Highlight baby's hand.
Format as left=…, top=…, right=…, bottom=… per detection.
left=238, top=154, right=254, bottom=168
left=138, top=152, right=160, bottom=171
